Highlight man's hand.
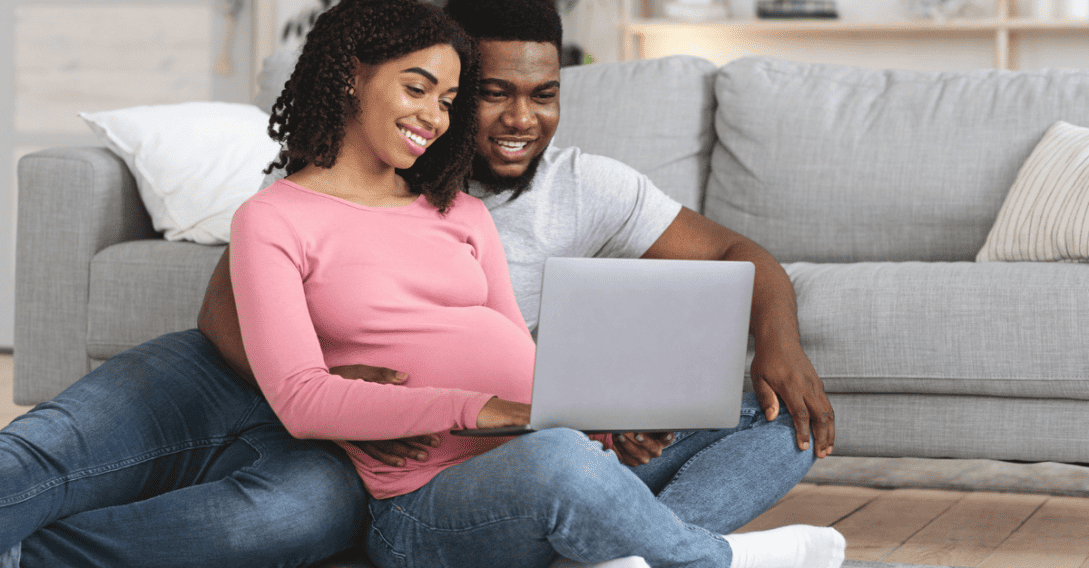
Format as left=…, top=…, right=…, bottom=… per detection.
left=749, top=340, right=835, bottom=458
left=355, top=434, right=442, bottom=467
left=612, top=432, right=673, bottom=467
left=330, top=364, right=445, bottom=468
left=329, top=363, right=408, bottom=384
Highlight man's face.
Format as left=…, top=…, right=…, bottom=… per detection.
left=473, top=40, right=560, bottom=191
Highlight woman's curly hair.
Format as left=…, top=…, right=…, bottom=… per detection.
left=265, top=0, right=479, bottom=213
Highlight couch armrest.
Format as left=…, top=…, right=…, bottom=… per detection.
left=14, top=147, right=156, bottom=404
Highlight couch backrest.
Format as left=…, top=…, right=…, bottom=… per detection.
left=553, top=55, right=718, bottom=211
left=705, top=57, right=1089, bottom=262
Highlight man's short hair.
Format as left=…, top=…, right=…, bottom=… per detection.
left=444, top=0, right=563, bottom=53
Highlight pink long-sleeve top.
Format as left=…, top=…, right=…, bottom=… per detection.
left=230, top=179, right=538, bottom=498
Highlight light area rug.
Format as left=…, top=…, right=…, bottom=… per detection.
left=840, top=557, right=962, bottom=561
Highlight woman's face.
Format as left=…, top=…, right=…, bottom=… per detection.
left=347, top=43, right=461, bottom=171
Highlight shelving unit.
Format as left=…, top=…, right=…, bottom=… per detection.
left=619, top=0, right=1089, bottom=69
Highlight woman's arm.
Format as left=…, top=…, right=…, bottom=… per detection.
left=199, top=247, right=408, bottom=386
left=229, top=199, right=493, bottom=441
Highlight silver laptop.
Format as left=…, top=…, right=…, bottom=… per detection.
left=451, top=257, right=754, bottom=436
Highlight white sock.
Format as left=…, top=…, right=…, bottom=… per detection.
left=723, top=525, right=845, bottom=568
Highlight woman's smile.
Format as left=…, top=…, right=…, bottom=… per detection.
left=399, top=123, right=436, bottom=156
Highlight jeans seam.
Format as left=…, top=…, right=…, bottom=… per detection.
left=390, top=503, right=543, bottom=534
left=0, top=436, right=240, bottom=507
left=368, top=502, right=408, bottom=568
left=228, top=394, right=269, bottom=437
left=388, top=506, right=571, bottom=566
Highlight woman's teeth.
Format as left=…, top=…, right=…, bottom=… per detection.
left=400, top=128, right=426, bottom=147
left=497, top=140, right=528, bottom=151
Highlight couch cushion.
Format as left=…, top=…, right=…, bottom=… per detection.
left=553, top=55, right=717, bottom=211
left=779, top=261, right=1089, bottom=399
left=827, top=393, right=1089, bottom=462
left=706, top=57, right=1089, bottom=262
left=255, top=49, right=299, bottom=115
left=977, top=120, right=1089, bottom=263
left=87, top=241, right=224, bottom=360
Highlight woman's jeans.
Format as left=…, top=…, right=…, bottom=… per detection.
left=366, top=394, right=814, bottom=568
left=0, top=330, right=367, bottom=568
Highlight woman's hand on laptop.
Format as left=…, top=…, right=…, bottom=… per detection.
left=612, top=432, right=674, bottom=466
left=476, top=397, right=531, bottom=429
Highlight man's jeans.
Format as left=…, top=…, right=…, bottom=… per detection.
left=0, top=330, right=366, bottom=568
left=366, top=394, right=814, bottom=568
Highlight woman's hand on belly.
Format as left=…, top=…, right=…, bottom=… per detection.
left=476, top=397, right=531, bottom=429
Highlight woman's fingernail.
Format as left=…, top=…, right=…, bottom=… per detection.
left=635, top=434, right=645, bottom=442
left=395, top=372, right=408, bottom=380
left=617, top=434, right=626, bottom=442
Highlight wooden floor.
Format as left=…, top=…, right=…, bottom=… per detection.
left=0, top=354, right=31, bottom=428
left=739, top=482, right=1089, bottom=567
left=4, top=352, right=1089, bottom=567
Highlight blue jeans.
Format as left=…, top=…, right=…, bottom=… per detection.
left=366, top=394, right=814, bottom=568
left=0, top=330, right=367, bottom=568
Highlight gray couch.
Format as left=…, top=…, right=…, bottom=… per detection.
left=15, top=55, right=1089, bottom=464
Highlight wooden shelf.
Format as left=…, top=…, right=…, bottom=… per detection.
left=625, top=16, right=1089, bottom=34
left=618, top=0, right=1089, bottom=69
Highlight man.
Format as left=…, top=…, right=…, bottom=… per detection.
left=1, top=1, right=836, bottom=566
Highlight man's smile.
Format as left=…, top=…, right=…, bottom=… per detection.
left=493, top=137, right=535, bottom=159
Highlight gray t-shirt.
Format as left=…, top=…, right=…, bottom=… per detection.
left=468, top=144, right=683, bottom=332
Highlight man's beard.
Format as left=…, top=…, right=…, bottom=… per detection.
left=471, top=150, right=545, bottom=200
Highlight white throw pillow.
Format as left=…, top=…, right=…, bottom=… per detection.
left=80, top=102, right=281, bottom=245
left=977, top=121, right=1089, bottom=263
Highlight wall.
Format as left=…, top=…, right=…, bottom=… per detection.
left=2, top=0, right=256, bottom=350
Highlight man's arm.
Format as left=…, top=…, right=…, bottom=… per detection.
left=641, top=207, right=835, bottom=458
left=198, top=246, right=255, bottom=383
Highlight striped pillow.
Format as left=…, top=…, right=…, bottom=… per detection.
left=977, top=121, right=1089, bottom=263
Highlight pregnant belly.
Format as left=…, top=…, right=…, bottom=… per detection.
left=324, top=305, right=536, bottom=404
